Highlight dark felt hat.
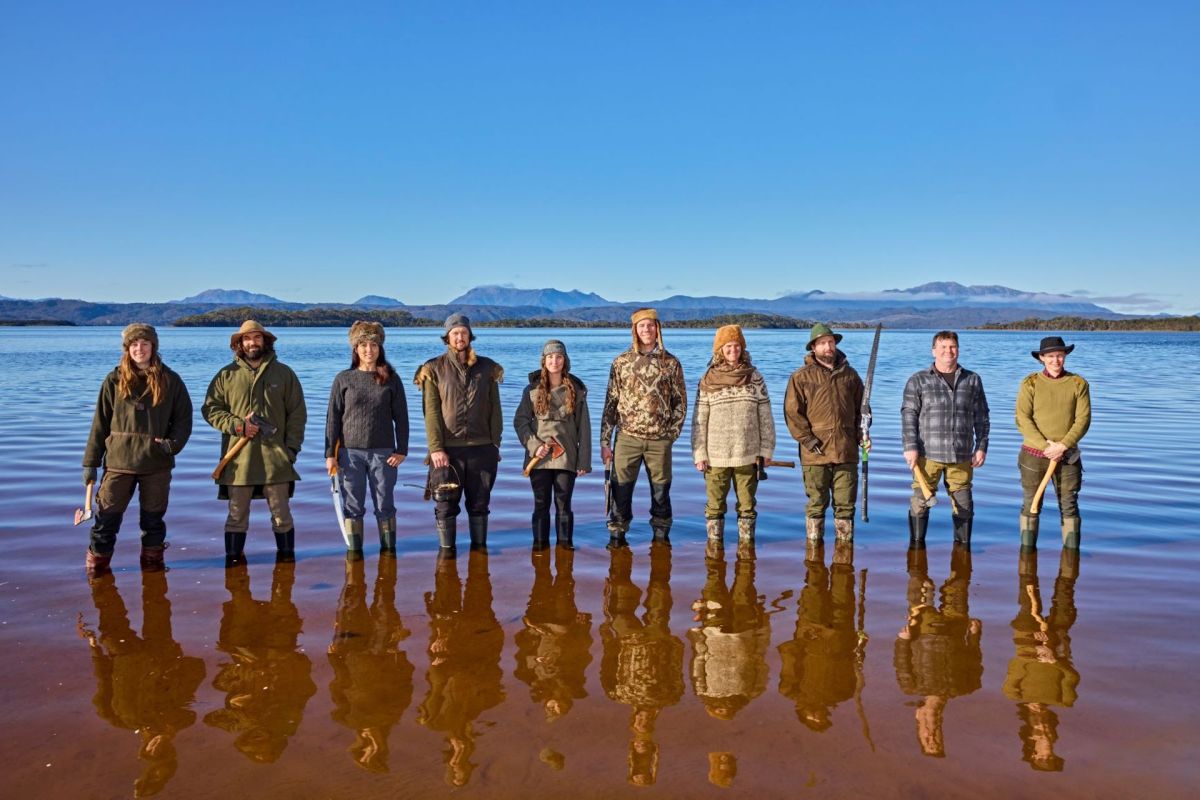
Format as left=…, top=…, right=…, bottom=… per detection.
left=1031, top=336, right=1075, bottom=360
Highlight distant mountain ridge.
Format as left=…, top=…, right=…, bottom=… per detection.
left=0, top=281, right=1134, bottom=328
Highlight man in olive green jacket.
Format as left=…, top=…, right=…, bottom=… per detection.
left=784, top=323, right=867, bottom=543
left=203, top=320, right=306, bottom=563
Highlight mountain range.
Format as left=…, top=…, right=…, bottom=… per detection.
left=0, top=282, right=1131, bottom=327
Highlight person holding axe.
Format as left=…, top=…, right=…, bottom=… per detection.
left=202, top=320, right=307, bottom=564
left=900, top=330, right=990, bottom=547
left=513, top=339, right=591, bottom=550
left=1016, top=337, right=1091, bottom=549
left=81, top=323, right=192, bottom=575
left=691, top=325, right=776, bottom=547
left=784, top=323, right=867, bottom=544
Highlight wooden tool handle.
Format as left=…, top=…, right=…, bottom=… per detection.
left=523, top=454, right=543, bottom=477
left=212, top=436, right=252, bottom=480
left=912, top=464, right=935, bottom=500
left=765, top=459, right=796, bottom=468
left=1029, top=460, right=1058, bottom=516
left=83, top=482, right=94, bottom=514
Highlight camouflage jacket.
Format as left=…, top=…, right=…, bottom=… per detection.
left=600, top=347, right=687, bottom=446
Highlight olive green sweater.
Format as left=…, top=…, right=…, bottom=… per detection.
left=1015, top=371, right=1091, bottom=450
left=83, top=366, right=192, bottom=473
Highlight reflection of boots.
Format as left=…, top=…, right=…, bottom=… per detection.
left=806, top=517, right=824, bottom=542
left=436, top=518, right=457, bottom=557
left=1018, top=547, right=1038, bottom=579
left=805, top=539, right=825, bottom=565
left=274, top=529, right=296, bottom=563
left=532, top=512, right=551, bottom=551
left=1061, top=517, right=1080, bottom=549
left=1059, top=547, right=1080, bottom=580
left=908, top=513, right=928, bottom=546
left=140, top=542, right=169, bottom=572
left=556, top=512, right=575, bottom=550
left=468, top=515, right=488, bottom=551
left=833, top=538, right=853, bottom=566
left=343, top=518, right=364, bottom=553
left=378, top=517, right=397, bottom=554
left=1020, top=514, right=1040, bottom=549
left=706, top=517, right=725, bottom=541
left=737, top=517, right=755, bottom=543
left=834, top=518, right=854, bottom=543
left=952, top=515, right=972, bottom=546
left=224, top=531, right=246, bottom=566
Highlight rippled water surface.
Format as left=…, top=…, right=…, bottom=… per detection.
left=2, top=326, right=1197, bottom=798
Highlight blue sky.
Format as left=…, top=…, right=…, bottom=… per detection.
left=2, top=2, right=1197, bottom=313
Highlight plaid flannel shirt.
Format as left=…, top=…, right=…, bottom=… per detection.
left=901, top=364, right=990, bottom=463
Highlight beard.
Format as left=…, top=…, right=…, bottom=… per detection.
left=244, top=345, right=263, bottom=360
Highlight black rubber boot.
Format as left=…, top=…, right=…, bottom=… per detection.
left=908, top=513, right=929, bottom=546
left=274, top=529, right=295, bottom=563
left=224, top=531, right=247, bottom=567
left=532, top=512, right=551, bottom=551
left=1020, top=513, right=1040, bottom=550
left=607, top=530, right=628, bottom=550
left=378, top=517, right=397, bottom=554
left=436, top=518, right=457, bottom=557
left=952, top=515, right=973, bottom=546
left=1062, top=517, right=1081, bottom=549
left=556, top=511, right=575, bottom=550
left=468, top=514, right=488, bottom=551
left=342, top=518, right=364, bottom=554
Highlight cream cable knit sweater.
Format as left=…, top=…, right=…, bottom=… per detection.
left=691, top=379, right=775, bottom=468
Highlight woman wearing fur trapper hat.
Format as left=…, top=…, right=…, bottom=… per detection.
left=691, top=325, right=775, bottom=547
left=514, top=339, right=592, bottom=550
left=82, top=324, right=193, bottom=575
left=325, top=321, right=409, bottom=555
left=1015, top=336, right=1090, bottom=549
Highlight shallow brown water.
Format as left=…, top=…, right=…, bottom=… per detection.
left=1, top=327, right=1197, bottom=798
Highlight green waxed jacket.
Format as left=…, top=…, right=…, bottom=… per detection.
left=82, top=366, right=193, bottom=473
left=202, top=353, right=307, bottom=486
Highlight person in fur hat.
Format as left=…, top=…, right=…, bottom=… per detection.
left=691, top=325, right=775, bottom=546
left=325, top=320, right=409, bottom=555
left=599, top=308, right=687, bottom=547
left=82, top=323, right=193, bottom=575
left=414, top=313, right=504, bottom=555
left=513, top=339, right=592, bottom=550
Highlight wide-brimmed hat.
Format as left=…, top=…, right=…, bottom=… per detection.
left=806, top=322, right=842, bottom=351
left=229, top=319, right=277, bottom=349
left=122, top=323, right=158, bottom=349
left=442, top=312, right=476, bottom=342
left=349, top=320, right=385, bottom=346
left=1031, top=336, right=1075, bottom=360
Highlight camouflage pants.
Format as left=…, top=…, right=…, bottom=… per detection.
left=802, top=462, right=858, bottom=520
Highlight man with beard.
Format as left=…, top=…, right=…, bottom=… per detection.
left=784, top=323, right=867, bottom=543
left=203, top=320, right=307, bottom=564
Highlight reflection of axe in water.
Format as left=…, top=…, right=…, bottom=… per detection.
left=756, top=459, right=795, bottom=480
left=523, top=437, right=565, bottom=476
left=212, top=414, right=278, bottom=480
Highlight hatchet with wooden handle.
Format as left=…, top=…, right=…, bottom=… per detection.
left=1029, top=460, right=1057, bottom=516
left=523, top=437, right=565, bottom=476
left=211, top=414, right=279, bottom=480
left=912, top=464, right=938, bottom=508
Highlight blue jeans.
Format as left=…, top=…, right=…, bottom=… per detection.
left=339, top=447, right=397, bottom=521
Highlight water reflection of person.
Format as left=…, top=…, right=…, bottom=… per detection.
left=204, top=561, right=316, bottom=763
left=328, top=554, right=414, bottom=773
left=77, top=570, right=205, bottom=798
left=689, top=542, right=770, bottom=723
left=417, top=550, right=505, bottom=787
left=514, top=546, right=593, bottom=724
left=778, top=541, right=858, bottom=732
left=600, top=542, right=684, bottom=787
left=893, top=544, right=983, bottom=757
left=1002, top=548, right=1080, bottom=772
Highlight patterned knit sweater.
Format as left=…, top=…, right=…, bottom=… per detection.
left=690, top=375, right=775, bottom=468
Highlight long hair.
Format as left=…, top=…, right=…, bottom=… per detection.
left=351, top=343, right=394, bottom=386
left=117, top=347, right=167, bottom=406
left=535, top=365, right=576, bottom=416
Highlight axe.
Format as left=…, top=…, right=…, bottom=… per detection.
left=73, top=481, right=95, bottom=526
left=1029, top=447, right=1080, bottom=516
left=523, top=437, right=565, bottom=476
left=756, top=459, right=795, bottom=480
left=912, top=463, right=938, bottom=508
left=212, top=413, right=278, bottom=480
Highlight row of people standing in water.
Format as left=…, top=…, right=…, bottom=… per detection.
left=80, top=310, right=1090, bottom=573
left=78, top=542, right=1082, bottom=794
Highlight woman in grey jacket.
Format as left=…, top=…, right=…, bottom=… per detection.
left=513, top=340, right=592, bottom=550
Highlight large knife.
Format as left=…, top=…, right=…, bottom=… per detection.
left=330, top=441, right=349, bottom=544
left=860, top=324, right=882, bottom=522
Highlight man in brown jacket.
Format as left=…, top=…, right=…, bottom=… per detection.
left=784, top=324, right=868, bottom=542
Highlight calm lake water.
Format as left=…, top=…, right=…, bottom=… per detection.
left=1, top=326, right=1197, bottom=798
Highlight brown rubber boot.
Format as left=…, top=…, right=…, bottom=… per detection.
left=85, top=548, right=112, bottom=576
left=140, top=542, right=169, bottom=572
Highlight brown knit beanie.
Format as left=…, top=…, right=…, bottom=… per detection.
left=712, top=324, right=745, bottom=355
left=630, top=307, right=664, bottom=350
left=122, top=323, right=158, bottom=349
left=349, top=320, right=385, bottom=346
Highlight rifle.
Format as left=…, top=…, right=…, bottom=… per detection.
left=860, top=324, right=882, bottom=522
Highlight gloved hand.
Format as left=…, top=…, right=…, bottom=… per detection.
left=803, top=436, right=824, bottom=455
left=83, top=467, right=97, bottom=485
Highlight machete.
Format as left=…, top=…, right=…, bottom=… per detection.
left=860, top=324, right=882, bottom=522
left=330, top=440, right=349, bottom=544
